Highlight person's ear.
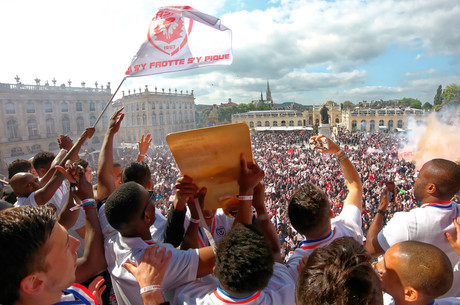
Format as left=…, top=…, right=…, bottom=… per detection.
left=20, top=273, right=45, bottom=296
left=404, top=286, right=419, bottom=302
left=426, top=183, right=436, bottom=195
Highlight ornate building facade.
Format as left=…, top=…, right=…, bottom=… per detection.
left=0, top=79, right=112, bottom=172
left=115, top=86, right=196, bottom=145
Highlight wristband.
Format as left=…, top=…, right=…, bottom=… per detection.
left=338, top=153, right=348, bottom=161
left=138, top=154, right=145, bottom=157
left=140, top=285, right=161, bottom=295
left=190, top=218, right=200, bottom=224
left=334, top=149, right=344, bottom=157
left=376, top=209, right=386, bottom=216
left=257, top=214, right=269, bottom=221
left=238, top=195, right=253, bottom=201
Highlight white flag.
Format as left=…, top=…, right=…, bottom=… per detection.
left=125, top=6, right=233, bottom=77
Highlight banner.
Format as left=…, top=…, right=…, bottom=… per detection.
left=125, top=6, right=233, bottom=77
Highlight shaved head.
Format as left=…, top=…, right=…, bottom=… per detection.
left=10, top=173, right=39, bottom=198
left=420, top=159, right=460, bottom=200
left=396, top=241, right=452, bottom=299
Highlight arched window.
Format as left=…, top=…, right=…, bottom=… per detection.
left=273, top=121, right=278, bottom=127
left=62, top=117, right=71, bottom=134
left=61, top=102, right=68, bottom=112
left=6, top=102, right=15, bottom=114
left=76, top=102, right=82, bottom=112
left=352, top=120, right=357, bottom=131
left=159, top=113, right=164, bottom=124
left=335, top=118, right=339, bottom=123
left=137, top=115, right=141, bottom=125
left=143, top=114, right=147, bottom=125
left=289, top=120, right=294, bottom=126
left=249, top=121, right=254, bottom=128
left=397, top=120, right=403, bottom=129
left=26, top=103, right=35, bottom=113
left=298, top=120, right=302, bottom=126
left=28, top=119, right=39, bottom=137
left=152, top=114, right=157, bottom=125
left=11, top=147, right=23, bottom=156
left=76, top=117, right=84, bottom=133
left=31, top=144, right=41, bottom=153
left=370, top=120, right=375, bottom=132
left=7, top=119, right=19, bottom=139
left=281, top=120, right=286, bottom=126
left=360, top=120, right=366, bottom=131
left=46, top=118, right=56, bottom=136
left=265, top=121, right=270, bottom=127
left=388, top=120, right=394, bottom=130
left=49, top=142, right=58, bottom=151
left=379, top=120, right=384, bottom=126
left=257, top=121, right=262, bottom=127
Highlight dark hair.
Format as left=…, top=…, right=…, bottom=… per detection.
left=122, top=161, right=151, bottom=187
left=288, top=183, right=331, bottom=236
left=32, top=152, right=55, bottom=173
left=215, top=224, right=274, bottom=294
left=75, top=159, right=89, bottom=169
left=427, top=159, right=460, bottom=199
left=105, top=182, right=144, bottom=232
left=296, top=237, right=381, bottom=305
left=0, top=206, right=56, bottom=305
left=397, top=241, right=452, bottom=299
left=8, top=159, right=31, bottom=179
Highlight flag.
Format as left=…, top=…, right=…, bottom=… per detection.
left=125, top=6, right=233, bottom=77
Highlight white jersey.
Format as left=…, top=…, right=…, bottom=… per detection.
left=378, top=201, right=460, bottom=297
left=105, top=234, right=199, bottom=305
left=184, top=208, right=234, bottom=247
left=174, top=263, right=296, bottom=305
left=286, top=205, right=363, bottom=281
left=384, top=293, right=460, bottom=305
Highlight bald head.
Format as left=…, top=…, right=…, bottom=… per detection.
left=10, top=173, right=39, bottom=198
left=396, top=241, right=453, bottom=299
left=414, top=159, right=460, bottom=203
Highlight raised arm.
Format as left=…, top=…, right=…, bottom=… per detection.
left=365, top=188, right=388, bottom=256
left=72, top=164, right=107, bottom=283
left=97, top=108, right=124, bottom=201
left=137, top=134, right=152, bottom=162
left=446, top=216, right=460, bottom=256
left=252, top=182, right=282, bottom=263
left=235, top=154, right=265, bottom=225
left=313, top=135, right=362, bottom=211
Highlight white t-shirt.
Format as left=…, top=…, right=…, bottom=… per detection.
left=184, top=208, right=234, bottom=247
left=105, top=234, right=199, bottom=305
left=174, top=263, right=296, bottom=305
left=286, top=204, right=363, bottom=281
left=378, top=201, right=460, bottom=298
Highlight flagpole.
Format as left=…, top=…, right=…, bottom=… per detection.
left=93, top=76, right=126, bottom=128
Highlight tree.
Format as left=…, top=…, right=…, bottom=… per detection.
left=441, top=84, right=460, bottom=105
left=433, top=85, right=442, bottom=106
left=342, top=101, right=354, bottom=109
left=399, top=97, right=421, bottom=108
left=422, top=102, right=433, bottom=110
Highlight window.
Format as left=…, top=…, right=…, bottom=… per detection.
left=45, top=102, right=53, bottom=113
left=76, top=102, right=82, bottom=112
left=137, top=115, right=140, bottom=125
left=90, top=116, right=96, bottom=127
left=397, top=120, right=403, bottom=129
left=257, top=121, right=262, bottom=127
left=281, top=120, right=286, bottom=126
left=136, top=104, right=139, bottom=111
left=388, top=120, right=394, bottom=130
left=273, top=121, right=278, bottom=126
left=249, top=122, right=254, bottom=128
left=49, top=142, right=58, bottom=151
left=361, top=120, right=366, bottom=131
left=142, top=103, right=145, bottom=110
left=31, top=144, right=41, bottom=153
left=152, top=114, right=157, bottom=125
left=28, top=119, right=39, bottom=137
left=370, top=120, right=375, bottom=132
left=46, top=118, right=56, bottom=136
left=152, top=103, right=155, bottom=110
left=62, top=117, right=71, bottom=134
left=352, top=120, right=357, bottom=131
left=77, top=117, right=84, bottom=133
left=7, top=120, right=19, bottom=139
left=11, top=147, right=23, bottom=156
left=289, top=120, right=294, bottom=126
left=298, top=120, right=302, bottom=126
left=159, top=113, right=164, bottom=124
left=173, top=113, right=177, bottom=123
left=90, top=102, right=95, bottom=111
left=6, top=103, right=15, bottom=114
left=26, top=103, right=35, bottom=113
left=379, top=120, right=384, bottom=126
left=61, top=102, right=68, bottom=112
left=265, top=121, right=270, bottom=127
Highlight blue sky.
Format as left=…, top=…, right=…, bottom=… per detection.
left=1, top=0, right=459, bottom=105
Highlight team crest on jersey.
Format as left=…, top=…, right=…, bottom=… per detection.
left=148, top=9, right=193, bottom=56
left=216, top=226, right=226, bottom=237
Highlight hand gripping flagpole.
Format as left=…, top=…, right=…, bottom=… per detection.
left=93, top=77, right=126, bottom=128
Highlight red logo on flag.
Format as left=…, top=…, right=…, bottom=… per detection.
left=148, top=9, right=193, bottom=56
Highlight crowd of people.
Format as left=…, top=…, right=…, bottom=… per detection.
left=1, top=107, right=460, bottom=305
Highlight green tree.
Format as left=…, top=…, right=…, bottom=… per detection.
left=400, top=97, right=421, bottom=108
left=422, top=102, right=433, bottom=110
left=433, top=85, right=442, bottom=106
left=441, top=84, right=460, bottom=106
left=342, top=101, right=354, bottom=109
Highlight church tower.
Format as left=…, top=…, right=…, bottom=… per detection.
left=266, top=80, right=274, bottom=107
